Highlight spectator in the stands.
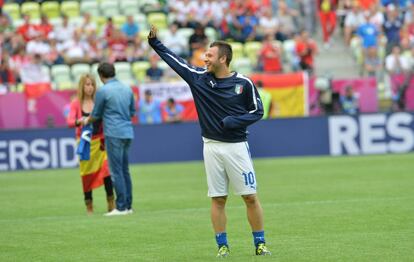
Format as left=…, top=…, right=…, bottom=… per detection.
left=368, top=4, right=384, bottom=30
left=382, top=4, right=404, bottom=54
left=26, top=31, right=51, bottom=60
left=190, top=0, right=212, bottom=27
left=364, top=47, right=382, bottom=77
left=53, top=15, right=74, bottom=44
left=45, top=38, right=64, bottom=66
left=0, top=53, right=16, bottom=90
left=207, top=0, right=227, bottom=29
left=302, top=0, right=317, bottom=35
left=295, top=30, right=318, bottom=73
left=259, top=34, right=283, bottom=73
left=102, top=17, right=115, bottom=41
left=0, top=9, right=13, bottom=37
left=318, top=0, right=338, bottom=49
left=78, top=13, right=97, bottom=37
left=170, top=0, right=196, bottom=28
left=276, top=0, right=299, bottom=41
left=9, top=45, right=30, bottom=82
left=233, top=8, right=260, bottom=43
left=344, top=2, right=364, bottom=45
left=37, top=14, right=53, bottom=39
left=146, top=55, right=164, bottom=82
left=385, top=45, right=410, bottom=75
left=86, top=34, right=104, bottom=63
left=59, top=30, right=91, bottom=65
left=259, top=8, right=279, bottom=37
left=357, top=11, right=380, bottom=52
left=163, top=22, right=188, bottom=57
left=138, top=89, right=162, bottom=124
left=17, top=14, right=37, bottom=42
left=164, top=97, right=184, bottom=123
left=340, top=85, right=359, bottom=115
left=127, top=36, right=150, bottom=62
left=189, top=23, right=208, bottom=56
left=108, top=29, right=128, bottom=62
left=2, top=33, right=23, bottom=56
left=121, top=15, right=139, bottom=43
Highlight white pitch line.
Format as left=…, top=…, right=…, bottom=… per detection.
left=0, top=196, right=412, bottom=223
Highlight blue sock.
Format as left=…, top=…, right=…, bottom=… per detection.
left=252, top=231, right=265, bottom=247
left=215, top=232, right=228, bottom=248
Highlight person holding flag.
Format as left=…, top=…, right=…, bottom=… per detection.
left=67, top=74, right=114, bottom=215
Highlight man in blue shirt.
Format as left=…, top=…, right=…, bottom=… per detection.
left=84, top=63, right=136, bottom=216
left=148, top=25, right=271, bottom=257
left=138, top=89, right=162, bottom=124
left=121, top=15, right=139, bottom=43
left=357, top=13, right=379, bottom=50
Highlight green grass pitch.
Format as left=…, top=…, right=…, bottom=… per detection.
left=0, top=154, right=413, bottom=261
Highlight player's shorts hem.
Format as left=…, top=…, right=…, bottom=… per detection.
left=235, top=190, right=257, bottom=196
left=208, top=193, right=228, bottom=198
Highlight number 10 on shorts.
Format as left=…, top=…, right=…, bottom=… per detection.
left=242, top=172, right=256, bottom=189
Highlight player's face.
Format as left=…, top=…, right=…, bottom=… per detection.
left=204, top=46, right=220, bottom=73
left=83, top=78, right=95, bottom=97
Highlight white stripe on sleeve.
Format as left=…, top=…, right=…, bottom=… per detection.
left=166, top=53, right=206, bottom=74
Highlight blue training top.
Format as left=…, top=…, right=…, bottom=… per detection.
left=149, top=38, right=264, bottom=143
left=91, top=78, right=136, bottom=139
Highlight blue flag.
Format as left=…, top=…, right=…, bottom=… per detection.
left=77, top=124, right=92, bottom=161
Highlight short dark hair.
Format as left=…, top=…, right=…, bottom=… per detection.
left=210, top=41, right=232, bottom=66
left=97, top=62, right=115, bottom=78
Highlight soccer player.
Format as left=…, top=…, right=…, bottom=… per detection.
left=148, top=25, right=271, bottom=257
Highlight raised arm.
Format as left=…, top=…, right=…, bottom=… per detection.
left=148, top=25, right=206, bottom=85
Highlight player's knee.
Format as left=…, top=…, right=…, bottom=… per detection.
left=242, top=194, right=258, bottom=206
left=212, top=196, right=227, bottom=208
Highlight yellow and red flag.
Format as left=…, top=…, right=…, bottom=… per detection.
left=79, top=135, right=110, bottom=192
left=251, top=72, right=309, bottom=118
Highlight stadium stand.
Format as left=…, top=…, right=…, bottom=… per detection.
left=1, top=0, right=414, bottom=126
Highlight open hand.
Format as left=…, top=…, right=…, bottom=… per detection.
left=148, top=25, right=157, bottom=39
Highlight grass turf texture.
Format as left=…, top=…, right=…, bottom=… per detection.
left=0, top=154, right=413, bottom=261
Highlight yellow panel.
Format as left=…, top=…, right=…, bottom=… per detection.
left=265, top=86, right=305, bottom=117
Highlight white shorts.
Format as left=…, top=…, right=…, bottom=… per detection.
left=203, top=137, right=257, bottom=197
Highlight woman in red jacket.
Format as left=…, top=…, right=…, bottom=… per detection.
left=67, top=74, right=114, bottom=214
left=318, top=0, right=338, bottom=48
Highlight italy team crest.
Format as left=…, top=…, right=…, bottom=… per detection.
left=235, top=84, right=243, bottom=94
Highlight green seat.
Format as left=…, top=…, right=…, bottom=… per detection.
left=177, top=28, right=194, bottom=45
left=139, top=30, right=150, bottom=41
left=134, top=13, right=148, bottom=30
left=41, top=1, right=60, bottom=19
left=113, top=15, right=126, bottom=28
left=51, top=65, right=72, bottom=89
left=114, top=62, right=132, bottom=80
left=120, top=0, right=140, bottom=16
left=71, top=64, right=91, bottom=83
left=244, top=41, right=262, bottom=65
left=60, top=1, right=80, bottom=18
left=231, top=58, right=253, bottom=76
left=21, top=2, right=41, bottom=19
left=80, top=1, right=98, bottom=17
left=132, top=61, right=150, bottom=83
left=58, top=81, right=76, bottom=90
left=147, top=12, right=167, bottom=30
left=3, top=3, right=20, bottom=21
left=229, top=42, right=244, bottom=60
left=100, top=0, right=120, bottom=17
left=205, top=27, right=217, bottom=42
